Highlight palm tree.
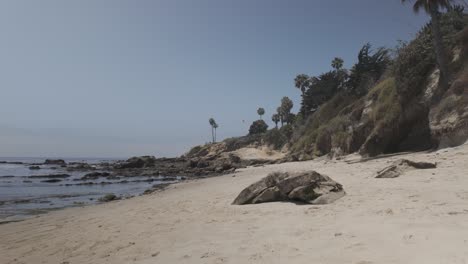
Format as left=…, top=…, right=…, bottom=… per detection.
left=209, top=118, right=218, bottom=143
left=294, top=74, right=310, bottom=95
left=257, top=107, right=265, bottom=119
left=331, top=57, right=344, bottom=71
left=272, top=113, right=280, bottom=128
left=280, top=97, right=294, bottom=124
left=276, top=107, right=284, bottom=127
left=402, top=0, right=453, bottom=90
left=213, top=122, right=219, bottom=142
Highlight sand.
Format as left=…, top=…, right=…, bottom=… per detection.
left=2, top=143, right=468, bottom=264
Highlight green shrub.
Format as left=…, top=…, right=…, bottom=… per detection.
left=279, top=124, right=293, bottom=139
left=223, top=134, right=262, bottom=152
left=263, top=129, right=288, bottom=150
left=368, top=78, right=401, bottom=124
left=394, top=10, right=467, bottom=104
left=248, top=120, right=268, bottom=135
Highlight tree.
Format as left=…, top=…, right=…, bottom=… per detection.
left=280, top=97, right=294, bottom=124
left=213, top=122, right=218, bottom=143
left=331, top=57, right=344, bottom=71
left=401, top=0, right=453, bottom=90
left=257, top=107, right=265, bottom=119
left=294, top=74, right=310, bottom=95
left=300, top=71, right=342, bottom=114
left=209, top=118, right=218, bottom=143
left=276, top=107, right=284, bottom=127
left=347, top=43, right=390, bottom=95
left=271, top=113, right=280, bottom=128
left=249, top=120, right=268, bottom=135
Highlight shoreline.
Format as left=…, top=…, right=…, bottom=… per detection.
left=1, top=144, right=468, bottom=263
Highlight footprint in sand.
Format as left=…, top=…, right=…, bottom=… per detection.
left=200, top=251, right=216, bottom=258
left=249, top=253, right=263, bottom=260
left=214, top=257, right=227, bottom=263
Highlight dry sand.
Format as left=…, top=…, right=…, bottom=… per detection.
left=1, top=143, right=468, bottom=264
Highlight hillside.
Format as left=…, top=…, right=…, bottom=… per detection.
left=190, top=9, right=468, bottom=163
left=290, top=10, right=468, bottom=159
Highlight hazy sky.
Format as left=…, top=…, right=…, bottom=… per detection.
left=0, top=0, right=430, bottom=158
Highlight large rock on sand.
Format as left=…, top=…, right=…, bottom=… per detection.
left=375, top=159, right=436, bottom=178
left=232, top=171, right=345, bottom=205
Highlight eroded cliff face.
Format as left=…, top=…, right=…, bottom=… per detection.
left=429, top=70, right=468, bottom=148
left=356, top=56, right=467, bottom=155
left=429, top=27, right=468, bottom=149
left=290, top=22, right=468, bottom=159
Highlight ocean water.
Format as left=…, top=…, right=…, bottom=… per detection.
left=0, top=157, right=178, bottom=222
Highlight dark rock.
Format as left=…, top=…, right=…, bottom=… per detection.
left=98, top=193, right=117, bottom=202
left=116, top=156, right=156, bottom=169
left=376, top=159, right=437, bottom=178
left=196, top=160, right=210, bottom=168
left=29, top=166, right=41, bottom=170
left=188, top=159, right=198, bottom=168
left=215, top=162, right=233, bottom=173
left=252, top=186, right=282, bottom=203
left=28, top=174, right=70, bottom=179
left=80, top=172, right=111, bottom=180
left=248, top=159, right=268, bottom=166
left=159, top=177, right=177, bottom=181
left=41, top=179, right=62, bottom=183
left=44, top=159, right=66, bottom=165
left=228, top=153, right=241, bottom=164
left=66, top=162, right=94, bottom=171
left=232, top=171, right=345, bottom=205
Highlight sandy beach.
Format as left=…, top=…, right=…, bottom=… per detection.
left=1, top=143, right=468, bottom=264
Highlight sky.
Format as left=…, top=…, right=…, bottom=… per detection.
left=0, top=0, right=431, bottom=158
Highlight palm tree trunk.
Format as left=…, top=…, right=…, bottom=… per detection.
left=430, top=7, right=449, bottom=97
left=214, top=128, right=217, bottom=143
left=211, top=127, right=214, bottom=143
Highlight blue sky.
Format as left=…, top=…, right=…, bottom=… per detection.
left=0, top=0, right=430, bottom=158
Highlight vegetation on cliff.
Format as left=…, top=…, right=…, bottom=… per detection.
left=196, top=4, right=467, bottom=162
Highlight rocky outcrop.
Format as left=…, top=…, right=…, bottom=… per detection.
left=44, top=159, right=66, bottom=165
left=28, top=174, right=70, bottom=179
left=232, top=171, right=345, bottom=205
left=429, top=72, right=468, bottom=148
left=40, top=179, right=62, bottom=183
left=80, top=172, right=111, bottom=180
left=116, top=156, right=157, bottom=169
left=375, top=159, right=436, bottom=178
left=98, top=193, right=117, bottom=202
left=66, top=162, right=95, bottom=171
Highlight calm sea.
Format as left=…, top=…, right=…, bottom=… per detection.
left=0, top=157, right=176, bottom=222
